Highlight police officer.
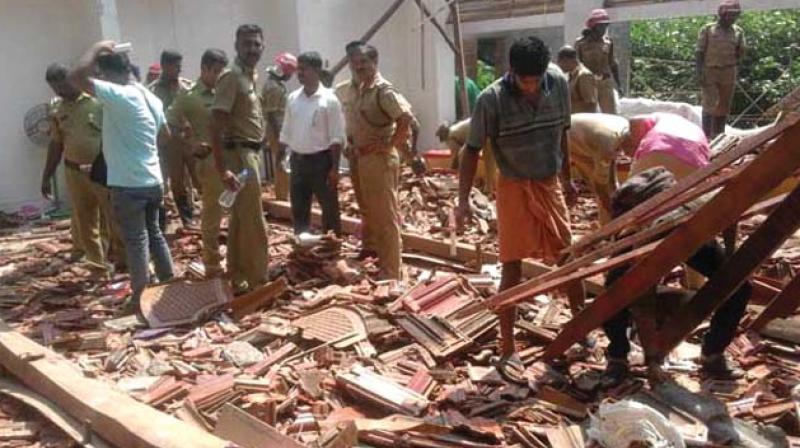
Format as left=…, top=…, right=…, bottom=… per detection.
left=336, top=44, right=413, bottom=280
left=149, top=49, right=196, bottom=227
left=167, top=49, right=229, bottom=278
left=209, top=24, right=269, bottom=292
left=557, top=45, right=599, bottom=114
left=696, top=0, right=746, bottom=139
left=575, top=9, right=621, bottom=114
left=260, top=52, right=297, bottom=201
left=41, top=63, right=118, bottom=273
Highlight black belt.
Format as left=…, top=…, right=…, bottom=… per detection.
left=224, top=140, right=262, bottom=151
left=64, top=159, right=92, bottom=172
left=291, top=149, right=331, bottom=159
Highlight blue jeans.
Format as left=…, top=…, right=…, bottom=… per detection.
left=111, top=185, right=175, bottom=304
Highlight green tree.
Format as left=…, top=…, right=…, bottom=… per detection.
left=631, top=9, right=800, bottom=126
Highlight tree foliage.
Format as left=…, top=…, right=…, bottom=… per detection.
left=631, top=8, right=800, bottom=124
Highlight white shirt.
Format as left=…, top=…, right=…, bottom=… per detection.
left=279, top=85, right=345, bottom=154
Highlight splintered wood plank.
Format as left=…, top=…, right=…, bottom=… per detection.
left=214, top=403, right=304, bottom=448
left=0, top=319, right=228, bottom=448
left=542, top=121, right=800, bottom=361
left=567, top=115, right=799, bottom=256
left=230, top=277, right=288, bottom=318
left=750, top=274, right=800, bottom=330
left=652, top=181, right=800, bottom=358
left=482, top=241, right=658, bottom=312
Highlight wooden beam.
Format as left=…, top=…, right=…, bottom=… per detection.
left=451, top=0, right=471, bottom=119
left=0, top=319, right=229, bottom=448
left=542, top=121, right=800, bottom=360
left=413, top=0, right=460, bottom=56
left=0, top=378, right=113, bottom=448
left=330, top=0, right=407, bottom=77
left=262, top=199, right=603, bottom=294
left=484, top=241, right=659, bottom=312
left=567, top=116, right=799, bottom=256
left=750, top=274, right=800, bottom=331
left=651, top=181, right=800, bottom=358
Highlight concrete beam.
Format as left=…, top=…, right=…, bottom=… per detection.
left=95, top=0, right=120, bottom=41
left=462, top=12, right=563, bottom=37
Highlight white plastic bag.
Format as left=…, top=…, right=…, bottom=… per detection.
left=588, top=400, right=686, bottom=448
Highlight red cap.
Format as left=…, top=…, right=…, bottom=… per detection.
left=148, top=63, right=162, bottom=75
left=718, top=0, right=742, bottom=16
left=586, top=9, right=611, bottom=28
left=273, top=53, right=298, bottom=77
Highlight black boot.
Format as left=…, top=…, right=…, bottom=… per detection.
left=702, top=113, right=713, bottom=139
left=700, top=353, right=744, bottom=379
left=175, top=196, right=194, bottom=226
left=713, top=116, right=728, bottom=139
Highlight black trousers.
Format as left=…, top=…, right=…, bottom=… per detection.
left=604, top=240, right=751, bottom=360
left=289, top=150, right=341, bottom=235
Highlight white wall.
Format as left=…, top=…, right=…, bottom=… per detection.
left=0, top=0, right=100, bottom=212
left=115, top=0, right=299, bottom=81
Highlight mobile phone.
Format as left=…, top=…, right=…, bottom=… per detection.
left=113, top=42, right=132, bottom=54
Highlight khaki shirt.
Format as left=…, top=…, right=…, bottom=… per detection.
left=568, top=63, right=599, bottom=114
left=575, top=34, right=615, bottom=78
left=212, top=58, right=264, bottom=142
left=148, top=77, right=193, bottom=112
left=259, top=74, right=287, bottom=140
left=49, top=93, right=103, bottom=164
left=569, top=113, right=629, bottom=188
left=448, top=118, right=471, bottom=147
left=697, top=23, right=746, bottom=69
left=167, top=79, right=215, bottom=144
left=334, top=74, right=412, bottom=148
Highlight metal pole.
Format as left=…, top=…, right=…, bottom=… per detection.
left=451, top=0, right=470, bottom=119
left=413, top=0, right=460, bottom=57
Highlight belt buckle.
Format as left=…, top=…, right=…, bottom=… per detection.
left=79, top=164, right=92, bottom=174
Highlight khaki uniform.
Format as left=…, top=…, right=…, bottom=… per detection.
left=167, top=80, right=225, bottom=275
left=149, top=77, right=198, bottom=207
left=568, top=113, right=629, bottom=223
left=260, top=74, right=290, bottom=200
left=567, top=63, right=599, bottom=114
left=448, top=119, right=497, bottom=194
left=212, top=58, right=269, bottom=289
left=575, top=34, right=618, bottom=114
left=335, top=80, right=371, bottom=252
left=49, top=94, right=119, bottom=269
left=697, top=23, right=745, bottom=117
left=336, top=75, right=411, bottom=279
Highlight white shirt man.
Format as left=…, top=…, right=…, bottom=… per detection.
left=279, top=52, right=346, bottom=235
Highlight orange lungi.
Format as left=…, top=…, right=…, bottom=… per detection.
left=496, top=175, right=572, bottom=264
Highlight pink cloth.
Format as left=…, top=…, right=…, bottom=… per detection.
left=633, top=113, right=710, bottom=169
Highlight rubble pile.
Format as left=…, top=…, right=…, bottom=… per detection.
left=0, top=170, right=799, bottom=447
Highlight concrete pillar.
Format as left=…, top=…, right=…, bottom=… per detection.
left=94, top=0, right=121, bottom=41
left=563, top=0, right=602, bottom=45
left=610, top=21, right=631, bottom=96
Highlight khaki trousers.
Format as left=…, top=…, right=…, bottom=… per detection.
left=197, top=156, right=225, bottom=274
left=702, top=66, right=737, bottom=118
left=267, top=135, right=290, bottom=201
left=357, top=148, right=402, bottom=279
left=597, top=77, right=618, bottom=114
left=222, top=147, right=269, bottom=288
left=349, top=151, right=376, bottom=252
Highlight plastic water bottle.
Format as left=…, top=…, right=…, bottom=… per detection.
left=218, top=168, right=251, bottom=208
left=281, top=149, right=292, bottom=174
